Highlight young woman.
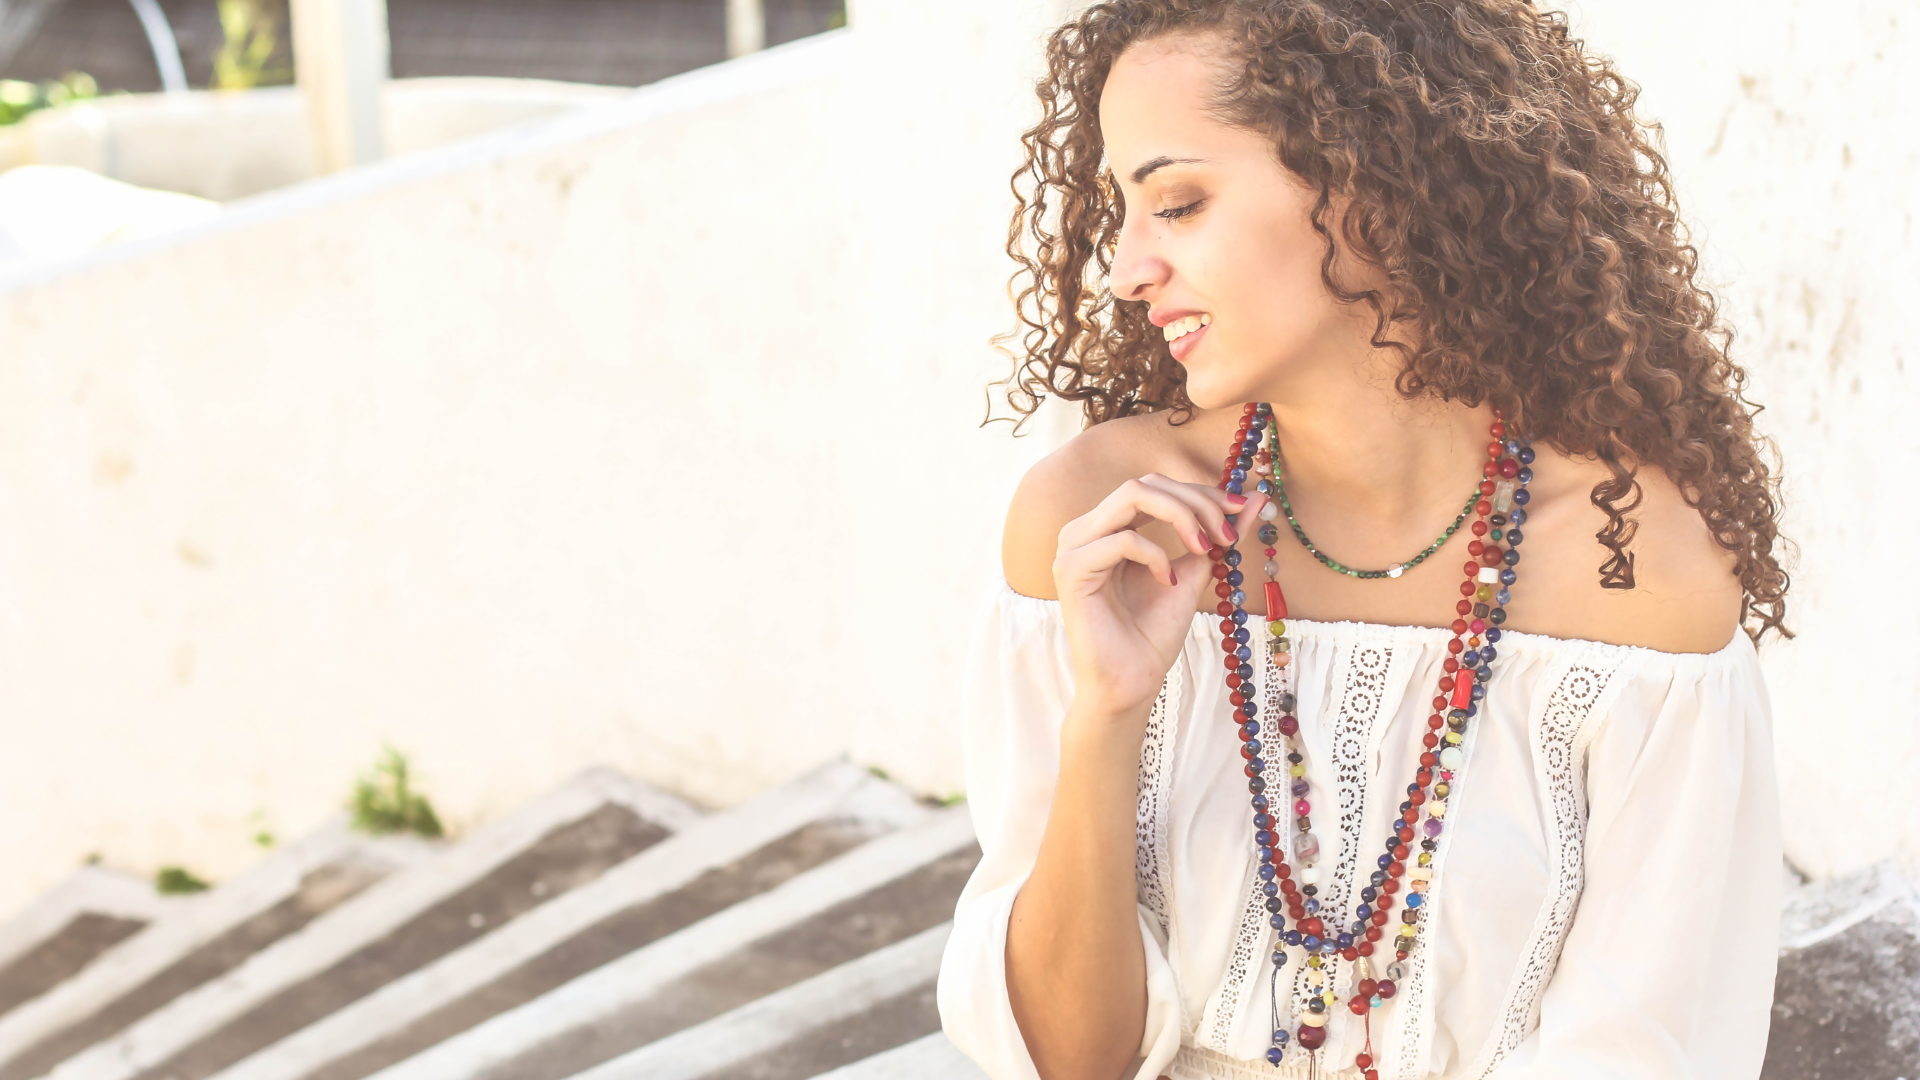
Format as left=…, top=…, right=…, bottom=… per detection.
left=935, top=3, right=1788, bottom=1079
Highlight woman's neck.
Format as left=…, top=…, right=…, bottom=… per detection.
left=1250, top=355, right=1495, bottom=526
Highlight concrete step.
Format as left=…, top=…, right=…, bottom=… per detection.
left=48, top=770, right=699, bottom=1080
left=356, top=807, right=980, bottom=1080
left=570, top=921, right=949, bottom=1080
left=803, top=1033, right=985, bottom=1080
left=0, top=821, right=431, bottom=1080
left=205, top=761, right=927, bottom=1080
left=0, top=870, right=175, bottom=1022
left=1763, top=860, right=1920, bottom=1079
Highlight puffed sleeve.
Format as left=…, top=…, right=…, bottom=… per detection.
left=937, top=580, right=1187, bottom=1080
left=1489, top=638, right=1782, bottom=1080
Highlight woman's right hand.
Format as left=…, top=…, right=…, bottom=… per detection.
left=1052, top=474, right=1270, bottom=719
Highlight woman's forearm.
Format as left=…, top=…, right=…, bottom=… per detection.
left=1005, top=700, right=1154, bottom=1080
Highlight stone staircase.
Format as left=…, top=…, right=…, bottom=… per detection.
left=3, top=764, right=1911, bottom=1080
left=0, top=762, right=988, bottom=1080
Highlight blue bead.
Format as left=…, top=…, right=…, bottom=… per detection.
left=1485, top=627, right=1502, bottom=643
left=1356, top=903, right=1372, bottom=919
left=1246, top=737, right=1263, bottom=756
left=1242, top=723, right=1260, bottom=741
left=1406, top=891, right=1425, bottom=908
left=1337, top=933, right=1354, bottom=948
left=1230, top=468, right=1247, bottom=482
left=1320, top=939, right=1340, bottom=954
left=1495, top=587, right=1511, bottom=605
left=1505, top=438, right=1522, bottom=455
left=1254, top=811, right=1273, bottom=828
left=1351, top=920, right=1367, bottom=935
left=1234, top=627, right=1249, bottom=644
left=1512, top=487, right=1529, bottom=505
left=1259, top=864, right=1276, bottom=881
left=1285, top=930, right=1303, bottom=946
left=1275, top=1029, right=1290, bottom=1044
left=1227, top=481, right=1243, bottom=495
left=1377, top=853, right=1392, bottom=868
left=1262, top=881, right=1278, bottom=896
left=1256, top=831, right=1274, bottom=847
left=1252, top=794, right=1269, bottom=811
left=1517, top=467, right=1533, bottom=484
left=1225, top=548, right=1243, bottom=567
left=1290, top=779, right=1308, bottom=797
left=1475, top=666, right=1490, bottom=682
left=1519, top=446, right=1535, bottom=465
left=1503, top=547, right=1520, bottom=566
left=1361, top=886, right=1378, bottom=902
left=1459, top=650, right=1479, bottom=668
left=1500, top=567, right=1516, bottom=586
left=1270, top=914, right=1286, bottom=930
left=1271, top=950, right=1287, bottom=966
left=1257, top=479, right=1273, bottom=495
left=1238, top=663, right=1253, bottom=679
left=1304, top=897, right=1320, bottom=914
left=1231, top=589, right=1246, bottom=606
left=1249, top=757, right=1265, bottom=772
left=1464, top=702, right=1478, bottom=717
left=1236, top=646, right=1252, bottom=661
left=1480, top=645, right=1497, bottom=663
left=1506, top=527, right=1523, bottom=546
left=1226, top=569, right=1244, bottom=586
left=1267, top=1048, right=1284, bottom=1065
left=1236, top=456, right=1252, bottom=470
left=1511, top=507, right=1527, bottom=525
left=1258, top=845, right=1274, bottom=862
left=1471, top=682, right=1486, bottom=701
left=1303, top=935, right=1321, bottom=950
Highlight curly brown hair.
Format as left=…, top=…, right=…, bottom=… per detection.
left=993, top=0, right=1789, bottom=640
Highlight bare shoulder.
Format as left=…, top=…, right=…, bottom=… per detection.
left=1507, top=445, right=1744, bottom=653
left=1001, top=411, right=1210, bottom=600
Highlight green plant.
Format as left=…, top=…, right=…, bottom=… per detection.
left=212, top=0, right=292, bottom=90
left=0, top=72, right=97, bottom=127
left=349, top=746, right=445, bottom=838
left=155, top=866, right=210, bottom=894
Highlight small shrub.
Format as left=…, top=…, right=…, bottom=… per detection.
left=0, top=72, right=97, bottom=127
left=155, top=866, right=210, bottom=894
left=349, top=746, right=445, bottom=838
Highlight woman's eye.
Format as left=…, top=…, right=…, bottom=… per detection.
left=1154, top=200, right=1202, bottom=221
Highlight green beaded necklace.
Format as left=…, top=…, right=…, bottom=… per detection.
left=1270, top=459, right=1484, bottom=580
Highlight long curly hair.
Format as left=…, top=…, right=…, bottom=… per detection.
left=991, top=0, right=1789, bottom=640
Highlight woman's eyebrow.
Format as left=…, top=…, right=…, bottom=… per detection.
left=1129, top=156, right=1211, bottom=184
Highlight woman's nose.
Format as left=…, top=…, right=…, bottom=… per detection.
left=1110, top=214, right=1171, bottom=302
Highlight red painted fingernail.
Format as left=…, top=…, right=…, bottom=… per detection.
left=1226, top=494, right=1248, bottom=506
left=1169, top=569, right=1178, bottom=586
left=1224, top=522, right=1238, bottom=542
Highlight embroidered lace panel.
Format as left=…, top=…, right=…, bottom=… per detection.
left=1137, top=654, right=1184, bottom=938
left=1467, top=644, right=1628, bottom=1078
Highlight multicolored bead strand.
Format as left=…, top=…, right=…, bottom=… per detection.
left=1205, top=405, right=1537, bottom=1075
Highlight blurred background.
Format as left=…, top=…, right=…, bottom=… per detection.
left=0, top=0, right=1912, bottom=1077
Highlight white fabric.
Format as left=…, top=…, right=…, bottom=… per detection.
left=937, top=577, right=1781, bottom=1080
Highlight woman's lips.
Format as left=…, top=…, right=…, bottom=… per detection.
left=1169, top=322, right=1208, bottom=362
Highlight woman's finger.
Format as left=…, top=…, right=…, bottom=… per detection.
left=1055, top=528, right=1177, bottom=589
left=1136, top=474, right=1249, bottom=554
left=1058, top=476, right=1226, bottom=555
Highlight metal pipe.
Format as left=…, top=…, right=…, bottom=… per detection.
left=126, top=0, right=188, bottom=93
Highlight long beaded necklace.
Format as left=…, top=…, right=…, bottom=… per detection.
left=1207, top=403, right=1535, bottom=1077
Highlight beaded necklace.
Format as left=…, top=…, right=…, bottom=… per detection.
left=1208, top=403, right=1535, bottom=1077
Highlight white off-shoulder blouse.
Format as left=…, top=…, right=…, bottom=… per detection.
left=937, top=577, right=1781, bottom=1080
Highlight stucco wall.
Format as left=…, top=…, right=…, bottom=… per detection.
left=0, top=0, right=1911, bottom=918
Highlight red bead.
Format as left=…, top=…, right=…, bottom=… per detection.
left=1222, top=639, right=1238, bottom=654
left=1401, top=808, right=1418, bottom=825
left=1264, top=581, right=1288, bottom=619
left=1458, top=579, right=1476, bottom=597
left=1216, top=602, right=1234, bottom=616
left=1456, top=599, right=1473, bottom=616
left=1216, top=583, right=1232, bottom=598
left=1230, top=690, right=1246, bottom=705
left=1342, top=946, right=1359, bottom=961
left=1356, top=1053, right=1375, bottom=1070
left=1432, top=695, right=1447, bottom=711
left=1422, top=733, right=1439, bottom=748
left=1480, top=479, right=1496, bottom=496
left=1377, top=979, right=1398, bottom=999
left=1222, top=656, right=1239, bottom=671
left=1467, top=540, right=1485, bottom=557
left=1356, top=940, right=1375, bottom=955
left=1451, top=676, right=1474, bottom=709
left=1446, top=639, right=1464, bottom=655
left=1481, top=547, right=1502, bottom=567
left=1427, top=716, right=1444, bottom=730
left=1226, top=673, right=1243, bottom=688
left=1409, top=790, right=1426, bottom=806
left=1462, top=560, right=1479, bottom=578
left=1371, top=909, right=1390, bottom=925
left=1297, top=1025, right=1326, bottom=1051
left=1212, top=563, right=1230, bottom=580
left=1358, top=979, right=1378, bottom=998
left=1300, top=916, right=1325, bottom=938
left=1483, top=460, right=1498, bottom=478
left=1476, top=499, right=1492, bottom=516
left=1383, top=878, right=1400, bottom=894
left=1388, top=860, right=1405, bottom=877
left=1500, top=458, right=1519, bottom=479
left=1276, top=864, right=1292, bottom=880
left=1397, top=950, right=1410, bottom=961
left=1245, top=764, right=1258, bottom=778
left=1451, top=618, right=1468, bottom=634
left=1207, top=545, right=1224, bottom=560
left=1393, top=843, right=1409, bottom=859
left=1472, top=520, right=1488, bottom=536
left=1348, top=996, right=1369, bottom=1015
left=1443, top=657, right=1459, bottom=673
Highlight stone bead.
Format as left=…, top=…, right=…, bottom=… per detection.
left=1492, top=478, right=1517, bottom=512
left=1259, top=500, right=1279, bottom=521
left=1264, top=559, right=1280, bottom=577
left=1294, top=831, right=1322, bottom=863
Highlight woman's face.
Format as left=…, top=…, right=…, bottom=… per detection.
left=1101, top=36, right=1377, bottom=407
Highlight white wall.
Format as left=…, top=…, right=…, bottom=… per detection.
left=0, top=0, right=1910, bottom=918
